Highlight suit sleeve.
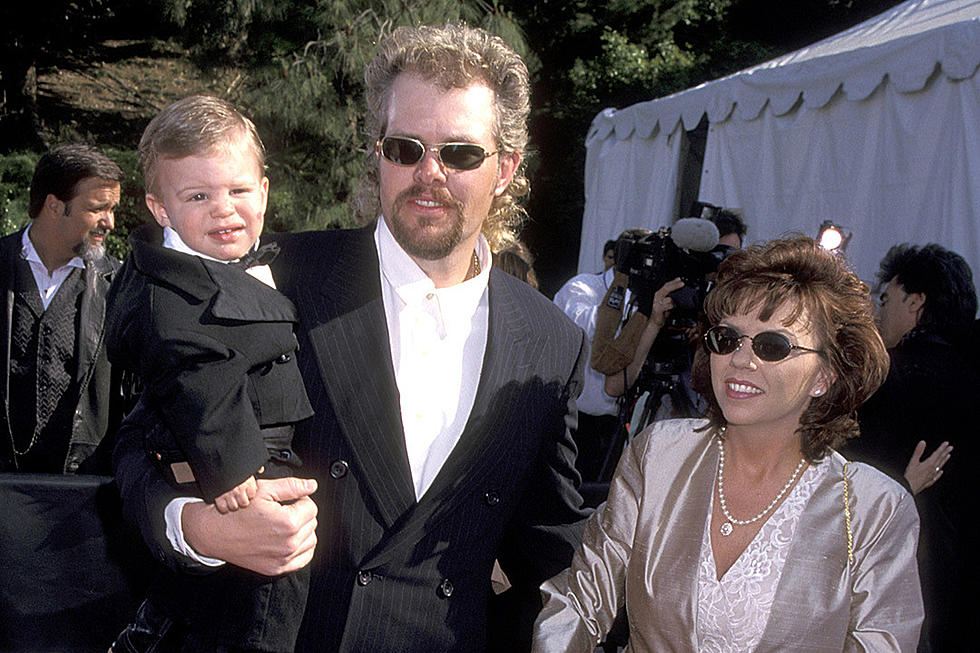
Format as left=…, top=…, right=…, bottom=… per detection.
left=532, top=423, right=647, bottom=652
left=487, top=326, right=592, bottom=646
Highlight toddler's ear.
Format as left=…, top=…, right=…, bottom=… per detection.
left=145, top=193, right=170, bottom=228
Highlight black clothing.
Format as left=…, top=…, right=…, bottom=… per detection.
left=0, top=228, right=123, bottom=474
left=114, top=225, right=590, bottom=652
left=107, top=225, right=314, bottom=652
left=845, top=327, right=979, bottom=652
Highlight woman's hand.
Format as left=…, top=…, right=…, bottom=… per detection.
left=904, top=440, right=953, bottom=495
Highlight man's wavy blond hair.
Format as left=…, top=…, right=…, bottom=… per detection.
left=354, top=23, right=530, bottom=252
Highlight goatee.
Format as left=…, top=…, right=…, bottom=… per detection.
left=73, top=231, right=108, bottom=262
left=387, top=185, right=464, bottom=261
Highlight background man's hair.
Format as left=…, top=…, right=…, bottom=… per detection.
left=29, top=144, right=123, bottom=219
left=878, top=242, right=978, bottom=341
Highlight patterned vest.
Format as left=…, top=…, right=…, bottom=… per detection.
left=8, top=259, right=84, bottom=472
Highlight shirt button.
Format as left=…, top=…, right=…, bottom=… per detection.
left=276, top=353, right=291, bottom=363
left=484, top=491, right=500, bottom=507
left=329, top=460, right=349, bottom=479
left=439, top=578, right=454, bottom=598
left=357, top=570, right=372, bottom=586
left=426, top=293, right=434, bottom=300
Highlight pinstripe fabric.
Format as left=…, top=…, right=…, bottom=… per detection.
left=270, top=227, right=590, bottom=652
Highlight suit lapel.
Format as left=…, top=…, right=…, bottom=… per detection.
left=362, top=271, right=533, bottom=566
left=1, top=233, right=21, bottom=439
left=294, top=232, right=416, bottom=527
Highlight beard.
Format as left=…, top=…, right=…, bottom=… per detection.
left=73, top=228, right=108, bottom=262
left=386, top=185, right=466, bottom=261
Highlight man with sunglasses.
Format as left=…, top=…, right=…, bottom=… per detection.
left=841, top=242, right=978, bottom=652
left=115, top=23, right=589, bottom=653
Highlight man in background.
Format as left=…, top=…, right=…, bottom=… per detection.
left=553, top=239, right=622, bottom=483
left=0, top=143, right=125, bottom=474
left=844, top=242, right=978, bottom=652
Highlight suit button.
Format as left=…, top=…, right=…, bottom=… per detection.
left=357, top=570, right=372, bottom=586
left=276, top=353, right=291, bottom=363
left=439, top=578, right=454, bottom=598
left=484, top=491, right=500, bottom=506
left=329, top=460, right=349, bottom=479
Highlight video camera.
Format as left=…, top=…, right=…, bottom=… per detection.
left=614, top=218, right=728, bottom=326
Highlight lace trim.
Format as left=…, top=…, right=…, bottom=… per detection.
left=696, top=459, right=829, bottom=651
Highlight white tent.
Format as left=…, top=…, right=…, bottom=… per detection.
left=579, top=0, right=980, bottom=289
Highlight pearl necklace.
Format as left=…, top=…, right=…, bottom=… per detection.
left=715, top=429, right=806, bottom=537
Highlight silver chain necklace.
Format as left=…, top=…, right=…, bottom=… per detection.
left=715, top=429, right=806, bottom=537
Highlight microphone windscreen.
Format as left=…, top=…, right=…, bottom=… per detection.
left=671, top=218, right=720, bottom=252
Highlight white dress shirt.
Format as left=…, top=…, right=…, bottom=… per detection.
left=21, top=226, right=86, bottom=310
left=375, top=217, right=490, bottom=499
left=552, top=268, right=618, bottom=417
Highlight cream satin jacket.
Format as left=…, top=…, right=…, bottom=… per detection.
left=534, top=419, right=923, bottom=652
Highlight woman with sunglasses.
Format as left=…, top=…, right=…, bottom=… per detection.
left=533, top=236, right=923, bottom=651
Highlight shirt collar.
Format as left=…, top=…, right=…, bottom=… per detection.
left=375, top=217, right=491, bottom=307
left=22, top=224, right=85, bottom=272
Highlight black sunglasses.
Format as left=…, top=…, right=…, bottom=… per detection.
left=377, top=136, right=498, bottom=171
left=703, top=325, right=821, bottom=362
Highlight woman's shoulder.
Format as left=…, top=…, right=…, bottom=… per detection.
left=630, top=418, right=714, bottom=460
left=830, top=452, right=911, bottom=500
left=826, top=451, right=917, bottom=523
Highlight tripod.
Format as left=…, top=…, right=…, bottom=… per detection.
left=597, top=372, right=696, bottom=482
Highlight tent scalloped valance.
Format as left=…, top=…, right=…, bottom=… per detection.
left=587, top=0, right=980, bottom=144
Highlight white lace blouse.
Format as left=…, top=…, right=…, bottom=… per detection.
left=696, top=459, right=829, bottom=651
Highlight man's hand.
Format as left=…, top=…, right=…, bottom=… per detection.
left=183, top=477, right=318, bottom=576
left=904, top=440, right=953, bottom=495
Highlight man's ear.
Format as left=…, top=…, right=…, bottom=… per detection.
left=493, top=151, right=521, bottom=197
left=43, top=194, right=65, bottom=218
left=906, top=291, right=926, bottom=319
left=145, top=193, right=170, bottom=228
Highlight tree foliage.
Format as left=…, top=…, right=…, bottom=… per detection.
left=2, top=0, right=906, bottom=285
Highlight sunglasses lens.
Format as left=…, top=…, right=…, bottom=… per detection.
left=751, top=332, right=793, bottom=361
left=381, top=137, right=424, bottom=165
left=705, top=326, right=740, bottom=355
left=439, top=144, right=488, bottom=170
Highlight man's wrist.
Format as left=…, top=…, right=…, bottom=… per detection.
left=164, top=497, right=226, bottom=567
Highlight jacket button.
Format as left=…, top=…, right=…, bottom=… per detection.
left=276, top=353, right=291, bottom=363
left=329, top=460, right=349, bottom=479
left=439, top=578, right=454, bottom=598
left=357, top=570, right=372, bottom=586
left=484, top=491, right=500, bottom=506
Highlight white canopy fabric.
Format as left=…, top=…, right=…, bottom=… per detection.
left=580, top=0, right=980, bottom=289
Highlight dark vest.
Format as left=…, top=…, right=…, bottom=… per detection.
left=8, top=260, right=84, bottom=472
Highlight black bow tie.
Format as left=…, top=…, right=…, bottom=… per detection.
left=232, top=242, right=280, bottom=269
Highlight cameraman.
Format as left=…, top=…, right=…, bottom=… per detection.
left=601, top=277, right=685, bottom=398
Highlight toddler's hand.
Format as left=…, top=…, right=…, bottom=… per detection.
left=214, top=475, right=258, bottom=513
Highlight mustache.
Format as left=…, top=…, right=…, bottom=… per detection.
left=393, top=185, right=462, bottom=215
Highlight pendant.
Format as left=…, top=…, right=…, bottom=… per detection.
left=720, top=521, right=734, bottom=536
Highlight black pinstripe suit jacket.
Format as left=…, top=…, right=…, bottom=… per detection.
left=115, top=225, right=589, bottom=652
